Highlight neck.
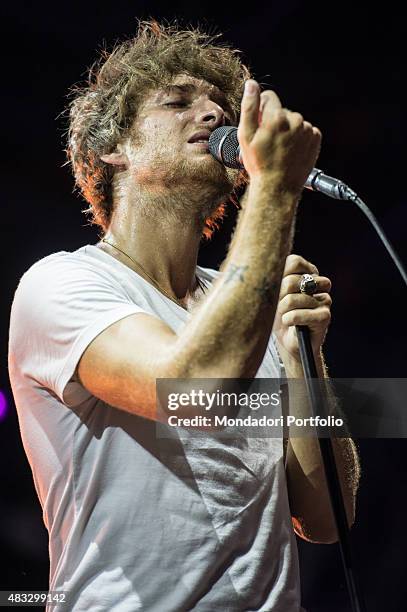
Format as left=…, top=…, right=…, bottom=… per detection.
left=102, top=187, right=208, bottom=301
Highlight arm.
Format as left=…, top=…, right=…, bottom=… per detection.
left=273, top=255, right=361, bottom=543
left=78, top=81, right=323, bottom=420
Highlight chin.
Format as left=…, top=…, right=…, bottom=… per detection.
left=134, top=153, right=238, bottom=211
left=182, top=155, right=236, bottom=188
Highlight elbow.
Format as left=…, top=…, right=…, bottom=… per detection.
left=293, top=516, right=338, bottom=544
left=292, top=500, right=357, bottom=545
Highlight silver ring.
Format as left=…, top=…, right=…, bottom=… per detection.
left=299, top=274, right=318, bottom=295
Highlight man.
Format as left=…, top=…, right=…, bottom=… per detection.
left=8, top=21, right=359, bottom=612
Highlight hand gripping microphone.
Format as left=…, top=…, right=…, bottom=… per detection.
left=208, top=126, right=357, bottom=201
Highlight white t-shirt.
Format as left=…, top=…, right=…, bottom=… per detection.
left=8, top=245, right=302, bottom=611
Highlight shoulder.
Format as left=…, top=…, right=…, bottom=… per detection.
left=16, top=246, right=87, bottom=288
left=9, top=245, right=133, bottom=339
left=18, top=245, right=112, bottom=282
left=14, top=245, right=123, bottom=300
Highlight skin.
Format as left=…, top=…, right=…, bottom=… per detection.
left=77, top=75, right=360, bottom=543
left=99, top=75, right=237, bottom=301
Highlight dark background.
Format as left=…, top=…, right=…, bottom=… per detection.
left=0, top=1, right=405, bottom=611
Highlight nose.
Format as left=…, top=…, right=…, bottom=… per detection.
left=196, top=99, right=225, bottom=129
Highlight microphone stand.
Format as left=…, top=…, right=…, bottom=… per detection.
left=210, top=129, right=406, bottom=609
left=293, top=173, right=407, bottom=612
left=295, top=325, right=366, bottom=612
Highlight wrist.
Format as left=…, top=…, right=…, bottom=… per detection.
left=247, top=174, right=302, bottom=207
left=277, top=340, right=326, bottom=378
left=249, top=172, right=303, bottom=202
left=276, top=341, right=303, bottom=377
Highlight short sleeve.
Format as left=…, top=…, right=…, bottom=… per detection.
left=8, top=254, right=149, bottom=406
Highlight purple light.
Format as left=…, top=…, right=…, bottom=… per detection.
left=0, top=390, right=8, bottom=421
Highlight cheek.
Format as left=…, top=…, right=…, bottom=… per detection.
left=140, top=117, right=182, bottom=146
left=137, top=117, right=162, bottom=140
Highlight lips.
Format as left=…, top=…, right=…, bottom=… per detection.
left=188, top=130, right=211, bottom=144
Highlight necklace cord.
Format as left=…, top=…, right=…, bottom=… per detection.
left=100, top=238, right=204, bottom=309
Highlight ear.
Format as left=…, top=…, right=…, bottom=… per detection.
left=100, top=151, right=128, bottom=168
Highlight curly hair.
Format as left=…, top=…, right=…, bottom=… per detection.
left=66, top=19, right=251, bottom=237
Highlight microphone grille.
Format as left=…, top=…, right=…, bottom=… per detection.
left=208, top=126, right=241, bottom=169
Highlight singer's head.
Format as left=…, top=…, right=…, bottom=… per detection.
left=66, top=20, right=250, bottom=237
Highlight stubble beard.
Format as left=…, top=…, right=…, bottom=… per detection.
left=124, top=142, right=238, bottom=229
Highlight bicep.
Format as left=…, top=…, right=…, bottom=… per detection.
left=77, top=312, right=178, bottom=419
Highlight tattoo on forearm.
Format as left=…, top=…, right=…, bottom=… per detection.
left=223, top=265, right=279, bottom=306
left=224, top=264, right=248, bottom=284
left=254, top=277, right=279, bottom=305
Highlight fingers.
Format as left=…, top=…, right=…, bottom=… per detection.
left=279, top=255, right=332, bottom=299
left=259, top=90, right=284, bottom=126
left=283, top=254, right=319, bottom=276
left=239, top=80, right=283, bottom=145
left=238, top=80, right=261, bottom=144
left=277, top=253, right=332, bottom=329
left=278, top=292, right=332, bottom=316
left=280, top=275, right=331, bottom=299
left=281, top=305, right=331, bottom=329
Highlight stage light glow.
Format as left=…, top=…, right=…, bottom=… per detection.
left=0, top=390, right=8, bottom=421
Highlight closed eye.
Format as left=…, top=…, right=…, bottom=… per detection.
left=164, top=101, right=233, bottom=124
left=164, top=101, right=188, bottom=108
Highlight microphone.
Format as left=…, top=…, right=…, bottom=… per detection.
left=208, top=126, right=357, bottom=201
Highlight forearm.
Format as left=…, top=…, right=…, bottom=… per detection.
left=172, top=177, right=300, bottom=378
left=282, top=350, right=361, bottom=542
left=169, top=77, right=321, bottom=380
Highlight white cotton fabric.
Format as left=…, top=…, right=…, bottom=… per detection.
left=8, top=245, right=302, bottom=611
